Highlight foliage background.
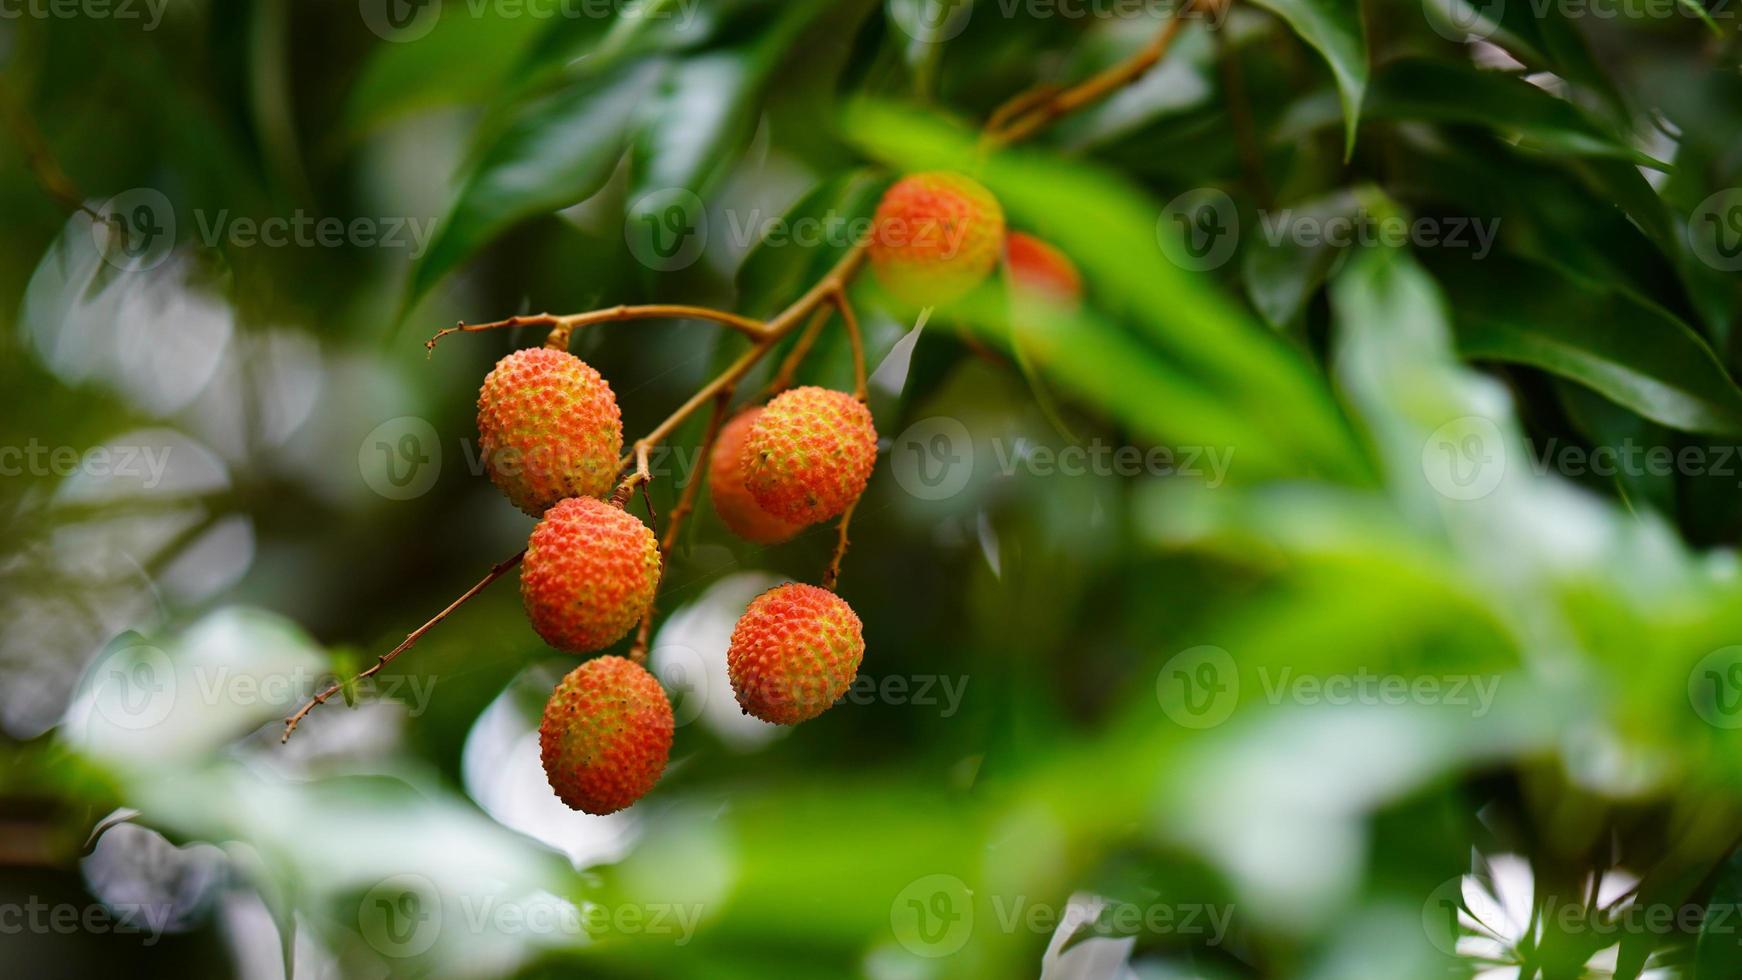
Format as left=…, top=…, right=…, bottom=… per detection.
left=3, top=0, right=1742, bottom=977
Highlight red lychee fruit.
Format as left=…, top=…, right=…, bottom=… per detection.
left=869, top=172, right=1006, bottom=308
left=521, top=497, right=660, bottom=653
left=478, top=347, right=623, bottom=515
left=741, top=387, right=877, bottom=525
left=1004, top=232, right=1082, bottom=304
left=727, top=583, right=864, bottom=725
left=538, top=655, right=673, bottom=814
left=709, top=408, right=806, bottom=544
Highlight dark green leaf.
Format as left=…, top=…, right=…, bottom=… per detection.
left=1433, top=253, right=1742, bottom=435
left=408, top=60, right=666, bottom=304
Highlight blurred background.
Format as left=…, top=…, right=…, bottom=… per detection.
left=3, top=0, right=1742, bottom=977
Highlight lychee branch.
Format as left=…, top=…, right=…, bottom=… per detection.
left=280, top=550, right=527, bottom=742
left=764, top=306, right=833, bottom=398
left=426, top=303, right=772, bottom=357
left=982, top=11, right=1192, bottom=148
left=627, top=388, right=733, bottom=664
left=822, top=499, right=859, bottom=593
left=831, top=290, right=868, bottom=402
left=613, top=243, right=870, bottom=475
left=292, top=224, right=875, bottom=744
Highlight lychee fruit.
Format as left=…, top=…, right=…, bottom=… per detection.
left=727, top=583, right=864, bottom=725
left=710, top=408, right=806, bottom=544
left=521, top=496, right=660, bottom=653
left=869, top=172, right=1006, bottom=308
left=478, top=347, right=623, bottom=515
left=741, top=387, right=877, bottom=525
left=1004, top=232, right=1082, bottom=304
left=539, top=655, right=673, bottom=814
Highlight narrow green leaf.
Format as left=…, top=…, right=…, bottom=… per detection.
left=1367, top=59, right=1664, bottom=168
left=1432, top=253, right=1742, bottom=435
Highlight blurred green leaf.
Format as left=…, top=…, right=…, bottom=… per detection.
left=1367, top=59, right=1664, bottom=168
left=342, top=12, right=549, bottom=137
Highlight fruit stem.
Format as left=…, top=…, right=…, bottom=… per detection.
left=763, top=306, right=833, bottom=399
left=427, top=304, right=770, bottom=357
left=982, top=12, right=1191, bottom=149
left=831, top=289, right=868, bottom=402
left=613, top=243, right=869, bottom=474
left=822, top=498, right=860, bottom=593
left=628, top=388, right=732, bottom=665
left=280, top=550, right=526, bottom=743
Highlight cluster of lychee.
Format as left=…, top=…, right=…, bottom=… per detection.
left=479, top=171, right=1077, bottom=816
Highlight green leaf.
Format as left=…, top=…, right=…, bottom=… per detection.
left=1431, top=253, right=1742, bottom=435
left=1247, top=0, right=1368, bottom=159
left=1367, top=59, right=1663, bottom=168
left=845, top=102, right=1370, bottom=483
left=341, top=12, right=549, bottom=138
left=407, top=60, right=666, bottom=305
left=1697, top=851, right=1742, bottom=978
left=629, top=3, right=830, bottom=201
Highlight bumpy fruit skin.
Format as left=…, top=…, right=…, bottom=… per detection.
left=727, top=584, right=864, bottom=725
left=742, top=387, right=877, bottom=525
left=710, top=409, right=806, bottom=544
left=539, top=656, right=673, bottom=814
left=869, top=172, right=1006, bottom=308
left=522, top=497, right=660, bottom=653
left=478, top=347, right=623, bottom=515
left=1004, top=232, right=1082, bottom=303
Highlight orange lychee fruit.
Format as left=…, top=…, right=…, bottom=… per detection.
left=869, top=172, right=1006, bottom=308
left=727, top=583, right=864, bottom=725
left=521, top=497, right=660, bottom=654
left=710, top=408, right=806, bottom=544
left=478, top=347, right=623, bottom=515
left=1004, top=232, right=1082, bottom=304
left=539, top=655, right=672, bottom=814
left=741, top=387, right=877, bottom=525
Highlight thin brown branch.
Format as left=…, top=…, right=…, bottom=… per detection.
left=628, top=389, right=732, bottom=664
left=281, top=551, right=525, bottom=743
left=833, top=290, right=868, bottom=401
left=983, top=14, right=1189, bottom=148
left=764, top=306, right=833, bottom=398
left=0, top=80, right=98, bottom=220
left=427, top=304, right=770, bottom=357
left=1214, top=20, right=1274, bottom=209
left=612, top=443, right=654, bottom=506
left=822, top=499, right=860, bottom=592
left=426, top=314, right=566, bottom=356
left=615, top=243, right=870, bottom=473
